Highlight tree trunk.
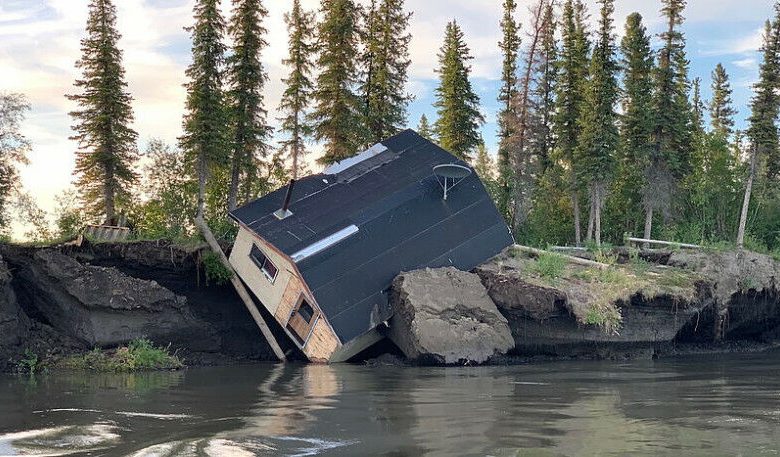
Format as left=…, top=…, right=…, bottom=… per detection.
left=103, top=165, right=115, bottom=225
left=573, top=190, right=582, bottom=246
left=595, top=193, right=602, bottom=247
left=586, top=194, right=594, bottom=243
left=194, top=214, right=286, bottom=361
left=643, top=206, right=653, bottom=249
left=197, top=156, right=207, bottom=220
left=737, top=148, right=757, bottom=249
left=227, top=148, right=241, bottom=212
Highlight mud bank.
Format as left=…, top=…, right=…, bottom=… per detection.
left=1, top=241, right=778, bottom=370
left=0, top=240, right=297, bottom=371
left=473, top=247, right=780, bottom=361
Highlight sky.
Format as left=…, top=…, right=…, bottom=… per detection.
left=0, top=0, right=776, bottom=237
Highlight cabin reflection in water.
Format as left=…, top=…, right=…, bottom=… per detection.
left=228, top=129, right=512, bottom=362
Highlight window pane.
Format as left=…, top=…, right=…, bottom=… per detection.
left=262, top=258, right=278, bottom=280
left=250, top=245, right=266, bottom=268
left=298, top=300, right=314, bottom=323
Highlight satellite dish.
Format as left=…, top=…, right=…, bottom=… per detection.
left=433, top=163, right=472, bottom=200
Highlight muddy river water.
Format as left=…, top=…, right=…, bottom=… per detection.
left=1, top=352, right=779, bottom=456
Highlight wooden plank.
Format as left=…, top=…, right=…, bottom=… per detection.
left=194, top=215, right=286, bottom=361
left=626, top=237, right=701, bottom=249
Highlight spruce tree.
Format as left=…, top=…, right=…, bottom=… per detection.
left=279, top=0, right=315, bottom=179
left=360, top=0, right=412, bottom=144
left=417, top=114, right=433, bottom=140
left=691, top=77, right=705, bottom=134
left=645, top=0, right=691, bottom=241
left=433, top=20, right=484, bottom=161
left=311, top=0, right=363, bottom=165
left=740, top=16, right=780, bottom=246
left=226, top=0, right=272, bottom=211
left=179, top=0, right=229, bottom=220
left=554, top=0, right=590, bottom=245
left=496, top=0, right=521, bottom=220
left=67, top=0, right=138, bottom=224
left=618, top=13, right=655, bottom=237
left=576, top=0, right=618, bottom=246
left=709, top=63, right=737, bottom=137
left=530, top=3, right=558, bottom=175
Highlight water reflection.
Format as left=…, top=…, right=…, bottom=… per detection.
left=0, top=353, right=779, bottom=456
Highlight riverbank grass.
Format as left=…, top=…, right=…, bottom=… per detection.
left=504, top=246, right=701, bottom=335
left=58, top=338, right=184, bottom=372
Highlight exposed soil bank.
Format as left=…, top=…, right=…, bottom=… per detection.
left=473, top=247, right=780, bottom=362
left=1, top=241, right=779, bottom=370
left=0, top=240, right=298, bottom=372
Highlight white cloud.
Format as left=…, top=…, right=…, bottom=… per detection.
left=2, top=0, right=777, bottom=240
left=732, top=57, right=758, bottom=69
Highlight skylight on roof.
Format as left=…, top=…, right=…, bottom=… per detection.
left=322, top=143, right=388, bottom=175
left=290, top=225, right=359, bottom=262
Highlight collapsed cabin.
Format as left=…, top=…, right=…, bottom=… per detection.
left=228, top=129, right=513, bottom=362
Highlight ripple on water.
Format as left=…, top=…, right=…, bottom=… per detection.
left=0, top=424, right=120, bottom=456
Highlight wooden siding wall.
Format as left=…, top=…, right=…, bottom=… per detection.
left=230, top=227, right=341, bottom=362
left=230, top=228, right=295, bottom=315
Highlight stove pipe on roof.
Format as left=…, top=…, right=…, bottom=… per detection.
left=273, top=179, right=296, bottom=220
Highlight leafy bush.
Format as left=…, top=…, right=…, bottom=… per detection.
left=17, top=348, right=43, bottom=374
left=202, top=251, right=233, bottom=285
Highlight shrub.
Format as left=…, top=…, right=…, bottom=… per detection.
left=17, top=349, right=43, bottom=374
left=202, top=251, right=233, bottom=285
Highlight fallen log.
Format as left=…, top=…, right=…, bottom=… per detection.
left=195, top=215, right=286, bottom=362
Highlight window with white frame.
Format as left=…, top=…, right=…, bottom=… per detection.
left=250, top=245, right=278, bottom=282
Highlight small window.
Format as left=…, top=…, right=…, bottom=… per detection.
left=250, top=245, right=278, bottom=282
left=297, top=300, right=314, bottom=323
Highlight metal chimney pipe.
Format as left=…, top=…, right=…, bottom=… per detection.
left=274, top=179, right=296, bottom=220
left=282, top=179, right=296, bottom=211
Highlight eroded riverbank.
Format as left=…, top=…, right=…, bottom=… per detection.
left=1, top=240, right=779, bottom=370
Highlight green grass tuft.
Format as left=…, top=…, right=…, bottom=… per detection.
left=530, top=252, right=567, bottom=280
left=59, top=338, right=183, bottom=372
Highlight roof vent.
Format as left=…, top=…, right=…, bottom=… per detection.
left=291, top=225, right=359, bottom=262
left=433, top=164, right=472, bottom=200
left=323, top=143, right=388, bottom=175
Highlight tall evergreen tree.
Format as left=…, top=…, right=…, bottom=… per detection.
left=278, top=0, right=315, bottom=179
left=67, top=0, right=138, bottom=224
left=554, top=0, right=590, bottom=245
left=509, top=0, right=555, bottom=232
left=179, top=0, right=229, bottom=220
left=709, top=63, right=738, bottom=137
left=691, top=77, right=705, bottom=134
left=433, top=20, right=484, bottom=160
left=226, top=0, right=272, bottom=211
left=529, top=3, right=558, bottom=176
left=417, top=114, right=433, bottom=140
left=360, top=0, right=412, bottom=144
left=617, top=13, right=655, bottom=237
left=496, top=0, right=521, bottom=220
left=645, top=0, right=691, bottom=241
left=576, top=0, right=618, bottom=246
left=311, top=0, right=363, bottom=165
left=740, top=15, right=780, bottom=247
